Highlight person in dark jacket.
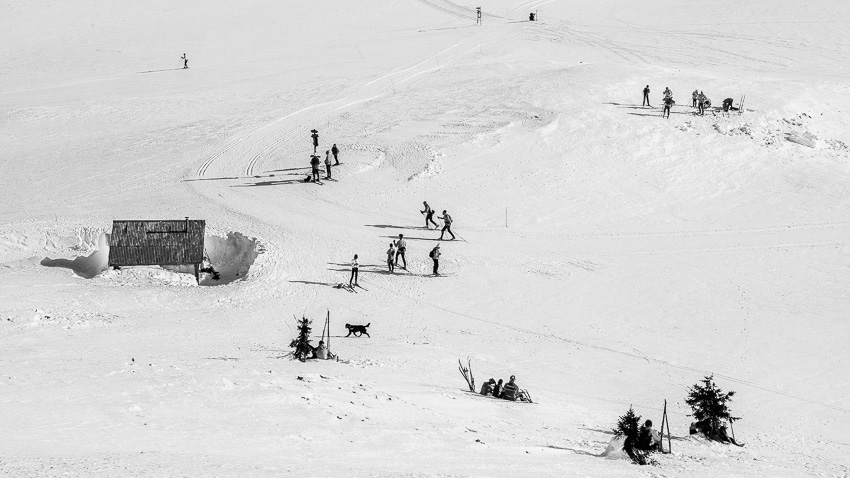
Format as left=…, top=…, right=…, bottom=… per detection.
left=480, top=378, right=496, bottom=396
left=311, top=129, right=319, bottom=153
left=331, top=143, right=340, bottom=165
left=430, top=243, right=441, bottom=275
left=662, top=96, right=674, bottom=119
left=310, top=154, right=321, bottom=181
left=181, top=53, right=188, bottom=69
left=501, top=375, right=520, bottom=401
left=642, top=85, right=651, bottom=107
left=493, top=379, right=504, bottom=398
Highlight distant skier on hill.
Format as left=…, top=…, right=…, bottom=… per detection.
left=324, top=150, right=332, bottom=179
left=476, top=7, right=482, bottom=25
left=642, top=85, right=651, bottom=107
left=386, top=242, right=396, bottom=273
left=331, top=143, right=340, bottom=165
left=310, top=129, right=319, bottom=153
left=395, top=234, right=407, bottom=269
left=692, top=90, right=699, bottom=108
left=421, top=201, right=438, bottom=229
left=181, top=53, right=188, bottom=69
left=310, top=154, right=321, bottom=181
left=429, top=243, right=441, bottom=275
left=438, top=210, right=456, bottom=240
left=662, top=96, right=674, bottom=119
left=697, top=91, right=707, bottom=116
left=349, top=254, right=359, bottom=287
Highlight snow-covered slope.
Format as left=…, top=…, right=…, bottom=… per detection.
left=2, top=0, right=849, bottom=476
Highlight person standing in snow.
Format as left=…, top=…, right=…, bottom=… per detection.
left=642, top=85, right=651, bottom=107
left=421, top=201, right=438, bottom=229
left=331, top=143, right=340, bottom=165
left=662, top=95, right=674, bottom=119
left=697, top=91, right=707, bottom=116
left=430, top=243, right=441, bottom=275
left=324, top=150, right=332, bottom=179
left=476, top=7, right=482, bottom=25
left=349, top=254, right=359, bottom=287
left=692, top=90, right=699, bottom=108
left=310, top=129, right=319, bottom=153
left=386, top=242, right=396, bottom=273
left=438, top=210, right=456, bottom=240
left=181, top=53, right=188, bottom=69
left=310, top=154, right=321, bottom=182
left=395, top=234, right=407, bottom=269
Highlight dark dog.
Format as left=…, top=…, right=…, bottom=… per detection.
left=345, top=323, right=370, bottom=337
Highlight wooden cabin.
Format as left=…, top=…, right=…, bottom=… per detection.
left=108, top=218, right=206, bottom=282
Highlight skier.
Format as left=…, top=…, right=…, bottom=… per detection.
left=349, top=254, right=359, bottom=287
left=429, top=243, right=441, bottom=275
left=331, top=143, right=340, bottom=165
left=324, top=150, right=332, bottom=179
left=386, top=242, right=396, bottom=273
left=692, top=90, right=699, bottom=108
left=310, top=129, right=319, bottom=153
left=642, top=85, right=651, bottom=107
left=421, top=201, right=438, bottom=229
left=310, top=154, right=321, bottom=182
left=476, top=7, right=482, bottom=25
left=529, top=12, right=535, bottom=21
left=662, top=95, right=674, bottom=119
left=395, top=234, right=407, bottom=269
left=438, top=210, right=456, bottom=240
left=697, top=91, right=707, bottom=116
left=181, top=53, right=188, bottom=69
left=663, top=87, right=672, bottom=100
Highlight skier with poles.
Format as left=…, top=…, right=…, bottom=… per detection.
left=421, top=201, right=438, bottom=229
left=438, top=210, right=456, bottom=240
left=429, top=243, right=441, bottom=275
left=395, top=234, right=407, bottom=269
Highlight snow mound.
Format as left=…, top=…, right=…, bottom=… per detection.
left=600, top=436, right=629, bottom=461
left=40, top=232, right=109, bottom=279
left=201, top=232, right=260, bottom=286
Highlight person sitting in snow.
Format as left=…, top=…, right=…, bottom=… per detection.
left=493, top=378, right=504, bottom=398
left=480, top=378, right=496, bottom=396
left=501, top=375, right=520, bottom=401
left=636, top=419, right=661, bottom=451
left=312, top=340, right=328, bottom=360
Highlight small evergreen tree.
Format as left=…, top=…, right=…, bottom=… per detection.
left=612, top=406, right=650, bottom=464
left=289, top=316, right=313, bottom=362
left=685, top=374, right=741, bottom=442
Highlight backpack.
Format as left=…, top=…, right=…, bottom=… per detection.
left=429, top=248, right=436, bottom=258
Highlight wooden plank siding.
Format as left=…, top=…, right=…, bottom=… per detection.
left=108, top=220, right=205, bottom=266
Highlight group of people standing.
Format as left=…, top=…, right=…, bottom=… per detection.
left=308, top=129, right=340, bottom=182
left=643, top=85, right=718, bottom=118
